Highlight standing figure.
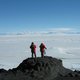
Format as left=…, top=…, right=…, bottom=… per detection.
left=39, top=43, right=47, bottom=58
left=30, top=42, right=36, bottom=58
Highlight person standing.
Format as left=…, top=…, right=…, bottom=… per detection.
left=39, top=43, right=47, bottom=58
left=30, top=42, right=36, bottom=58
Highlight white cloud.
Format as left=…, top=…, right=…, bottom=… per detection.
left=0, top=27, right=80, bottom=36
left=48, top=27, right=75, bottom=31
left=45, top=27, right=80, bottom=35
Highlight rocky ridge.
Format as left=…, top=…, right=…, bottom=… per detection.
left=0, top=56, right=80, bottom=80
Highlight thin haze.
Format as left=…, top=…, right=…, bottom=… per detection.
left=0, top=0, right=80, bottom=33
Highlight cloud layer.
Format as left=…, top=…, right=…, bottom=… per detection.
left=0, top=28, right=80, bottom=35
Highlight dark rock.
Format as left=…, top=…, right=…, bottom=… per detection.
left=0, top=56, right=80, bottom=80
left=0, top=69, right=7, bottom=73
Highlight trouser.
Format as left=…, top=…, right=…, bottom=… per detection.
left=32, top=52, right=36, bottom=58
left=41, top=51, right=44, bottom=58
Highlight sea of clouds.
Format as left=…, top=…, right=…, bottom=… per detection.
left=0, top=28, right=80, bottom=70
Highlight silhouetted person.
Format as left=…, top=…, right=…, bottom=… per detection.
left=30, top=42, right=36, bottom=58
left=39, top=43, right=47, bottom=58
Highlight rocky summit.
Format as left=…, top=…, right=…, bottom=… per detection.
left=0, top=56, right=80, bottom=80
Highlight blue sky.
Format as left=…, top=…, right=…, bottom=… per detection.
left=0, top=0, right=80, bottom=33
